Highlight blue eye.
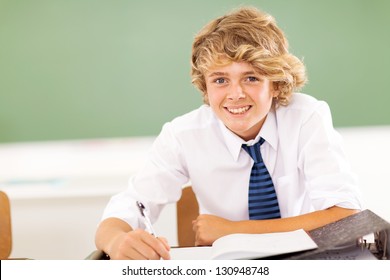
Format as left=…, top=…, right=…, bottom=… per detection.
left=215, top=78, right=225, bottom=84
left=247, top=76, right=258, bottom=82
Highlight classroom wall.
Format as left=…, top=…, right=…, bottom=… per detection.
left=1, top=0, right=390, bottom=143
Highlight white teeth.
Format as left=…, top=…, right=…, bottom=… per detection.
left=227, top=106, right=250, bottom=114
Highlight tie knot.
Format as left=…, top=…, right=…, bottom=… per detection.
left=242, top=138, right=265, bottom=163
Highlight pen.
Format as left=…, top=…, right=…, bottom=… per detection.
left=136, top=201, right=157, bottom=236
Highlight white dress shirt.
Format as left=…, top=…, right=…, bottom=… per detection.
left=102, top=93, right=362, bottom=229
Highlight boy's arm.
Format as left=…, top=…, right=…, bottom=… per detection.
left=193, top=206, right=358, bottom=246
left=95, top=217, right=170, bottom=260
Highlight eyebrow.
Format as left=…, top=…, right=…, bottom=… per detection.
left=207, top=72, right=226, bottom=78
left=206, top=71, right=257, bottom=78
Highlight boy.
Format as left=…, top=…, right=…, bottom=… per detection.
left=95, top=6, right=362, bottom=260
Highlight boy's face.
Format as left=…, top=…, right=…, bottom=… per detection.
left=205, top=61, right=276, bottom=141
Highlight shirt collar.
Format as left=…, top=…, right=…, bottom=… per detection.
left=217, top=108, right=278, bottom=161
left=259, top=108, right=278, bottom=152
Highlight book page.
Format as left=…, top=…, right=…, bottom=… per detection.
left=170, top=229, right=317, bottom=260
left=211, top=229, right=317, bottom=259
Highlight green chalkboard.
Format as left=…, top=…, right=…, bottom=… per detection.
left=1, top=0, right=389, bottom=143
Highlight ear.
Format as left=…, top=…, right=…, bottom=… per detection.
left=203, top=92, right=210, bottom=105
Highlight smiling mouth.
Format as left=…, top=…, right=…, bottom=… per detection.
left=226, top=105, right=251, bottom=115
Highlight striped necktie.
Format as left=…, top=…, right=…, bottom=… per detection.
left=242, top=138, right=281, bottom=220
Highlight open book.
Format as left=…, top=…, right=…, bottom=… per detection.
left=170, top=229, right=317, bottom=260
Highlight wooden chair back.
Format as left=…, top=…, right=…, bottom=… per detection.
left=176, top=186, right=199, bottom=247
left=0, top=191, right=12, bottom=259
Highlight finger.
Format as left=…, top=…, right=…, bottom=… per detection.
left=124, top=230, right=164, bottom=260
left=142, top=234, right=171, bottom=260
left=125, top=246, right=149, bottom=260
left=157, top=237, right=170, bottom=251
left=153, top=237, right=171, bottom=260
left=194, top=232, right=201, bottom=247
left=192, top=220, right=198, bottom=232
left=131, top=235, right=164, bottom=260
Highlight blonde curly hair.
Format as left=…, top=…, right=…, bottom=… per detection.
left=191, top=6, right=307, bottom=106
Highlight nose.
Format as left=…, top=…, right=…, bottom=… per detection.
left=227, top=82, right=245, bottom=100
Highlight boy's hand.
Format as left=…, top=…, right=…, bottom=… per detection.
left=192, top=214, right=234, bottom=246
left=108, top=229, right=170, bottom=260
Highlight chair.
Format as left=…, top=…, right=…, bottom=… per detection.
left=176, top=185, right=199, bottom=247
left=86, top=185, right=199, bottom=259
left=0, top=190, right=13, bottom=259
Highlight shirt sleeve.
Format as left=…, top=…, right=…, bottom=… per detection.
left=297, top=101, right=363, bottom=211
left=101, top=122, right=190, bottom=229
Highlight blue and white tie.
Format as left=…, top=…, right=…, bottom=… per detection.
left=242, top=138, right=281, bottom=220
